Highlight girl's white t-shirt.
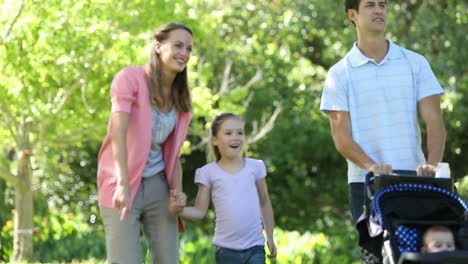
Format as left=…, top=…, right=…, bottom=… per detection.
left=195, top=158, right=266, bottom=250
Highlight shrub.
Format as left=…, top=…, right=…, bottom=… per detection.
left=1, top=209, right=360, bottom=263
left=0, top=208, right=105, bottom=263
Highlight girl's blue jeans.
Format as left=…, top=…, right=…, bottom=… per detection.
left=214, top=245, right=265, bottom=264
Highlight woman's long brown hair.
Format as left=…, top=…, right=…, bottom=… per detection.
left=145, top=22, right=192, bottom=112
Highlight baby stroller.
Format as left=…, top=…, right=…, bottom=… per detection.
left=357, top=171, right=468, bottom=264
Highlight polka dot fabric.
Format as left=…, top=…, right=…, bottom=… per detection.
left=394, top=225, right=422, bottom=253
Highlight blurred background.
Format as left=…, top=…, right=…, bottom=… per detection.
left=0, top=0, right=466, bottom=263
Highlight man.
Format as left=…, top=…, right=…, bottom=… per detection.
left=320, top=0, right=446, bottom=263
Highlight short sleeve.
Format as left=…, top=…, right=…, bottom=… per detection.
left=194, top=167, right=211, bottom=189
left=110, top=68, right=137, bottom=113
left=255, top=159, right=267, bottom=181
left=320, top=65, right=350, bottom=114
left=415, top=56, right=444, bottom=101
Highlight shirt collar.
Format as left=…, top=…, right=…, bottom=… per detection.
left=348, top=40, right=402, bottom=67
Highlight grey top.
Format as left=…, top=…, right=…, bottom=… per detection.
left=142, top=105, right=177, bottom=177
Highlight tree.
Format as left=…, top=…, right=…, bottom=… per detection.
left=1, top=0, right=466, bottom=261
left=0, top=0, right=187, bottom=260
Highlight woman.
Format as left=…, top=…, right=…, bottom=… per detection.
left=97, top=22, right=193, bottom=264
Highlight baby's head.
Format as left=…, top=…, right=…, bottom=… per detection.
left=421, top=225, right=456, bottom=253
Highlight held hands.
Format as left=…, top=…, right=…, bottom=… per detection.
left=169, top=190, right=187, bottom=215
left=416, top=164, right=436, bottom=177
left=267, top=239, right=277, bottom=258
left=112, top=184, right=131, bottom=220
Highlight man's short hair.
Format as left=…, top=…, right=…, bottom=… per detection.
left=345, top=0, right=388, bottom=13
left=345, top=0, right=361, bottom=13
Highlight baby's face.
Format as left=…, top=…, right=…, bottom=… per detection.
left=424, top=231, right=456, bottom=253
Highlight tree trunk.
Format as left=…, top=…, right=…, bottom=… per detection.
left=12, top=120, right=34, bottom=262
left=0, top=177, right=4, bottom=260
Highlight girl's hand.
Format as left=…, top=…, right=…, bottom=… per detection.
left=267, top=240, right=277, bottom=258
left=169, top=190, right=187, bottom=215
left=112, top=184, right=131, bottom=220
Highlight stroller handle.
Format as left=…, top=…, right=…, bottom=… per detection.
left=365, top=170, right=454, bottom=198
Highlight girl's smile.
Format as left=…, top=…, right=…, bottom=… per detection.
left=212, top=118, right=245, bottom=159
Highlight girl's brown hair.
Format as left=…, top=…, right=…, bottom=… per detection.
left=145, top=22, right=192, bottom=112
left=211, top=112, right=243, bottom=161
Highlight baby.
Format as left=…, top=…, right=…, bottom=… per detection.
left=421, top=225, right=456, bottom=253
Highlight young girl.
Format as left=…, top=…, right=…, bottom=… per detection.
left=171, top=112, right=277, bottom=263
left=97, top=22, right=193, bottom=264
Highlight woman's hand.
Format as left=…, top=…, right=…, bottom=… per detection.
left=169, top=190, right=187, bottom=215
left=112, top=184, right=131, bottom=220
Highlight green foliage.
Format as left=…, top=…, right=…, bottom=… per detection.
left=180, top=226, right=358, bottom=264
left=1, top=208, right=359, bottom=263
left=1, top=0, right=467, bottom=262
left=1, top=208, right=105, bottom=263
left=180, top=211, right=359, bottom=264
left=456, top=177, right=468, bottom=200
left=185, top=219, right=360, bottom=264
left=179, top=227, right=215, bottom=263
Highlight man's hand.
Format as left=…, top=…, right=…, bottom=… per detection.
left=416, top=164, right=436, bottom=177
left=368, top=163, right=392, bottom=174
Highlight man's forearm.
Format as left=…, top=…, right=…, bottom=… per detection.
left=426, top=123, right=446, bottom=165
left=335, top=135, right=376, bottom=171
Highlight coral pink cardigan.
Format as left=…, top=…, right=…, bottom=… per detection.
left=97, top=66, right=191, bottom=231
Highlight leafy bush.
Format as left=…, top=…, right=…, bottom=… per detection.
left=455, top=176, right=468, bottom=200
left=1, top=208, right=360, bottom=263
left=1, top=208, right=105, bottom=263
left=180, top=222, right=360, bottom=264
